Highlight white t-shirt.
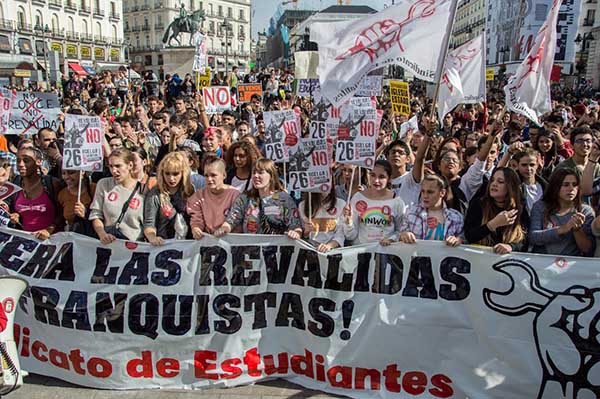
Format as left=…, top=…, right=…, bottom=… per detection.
left=523, top=182, right=543, bottom=214
left=231, top=175, right=253, bottom=192
left=343, top=192, right=405, bottom=245
left=390, top=171, right=421, bottom=210
left=299, top=198, right=346, bottom=247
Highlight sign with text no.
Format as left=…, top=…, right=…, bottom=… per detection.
left=203, top=86, right=231, bottom=114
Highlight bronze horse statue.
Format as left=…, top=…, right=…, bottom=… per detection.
left=162, top=9, right=205, bottom=47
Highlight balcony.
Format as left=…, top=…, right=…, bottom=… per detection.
left=95, top=35, right=108, bottom=43
left=110, top=12, right=120, bottom=21
left=0, top=19, right=14, bottom=31
left=140, top=4, right=150, bottom=11
left=66, top=31, right=78, bottom=40
left=80, top=33, right=93, bottom=42
left=18, top=22, right=33, bottom=32
left=131, top=5, right=139, bottom=11
left=49, top=0, right=62, bottom=9
left=124, top=26, right=130, bottom=32
left=52, top=29, right=65, bottom=38
left=154, top=44, right=163, bottom=50
left=32, top=0, right=45, bottom=5
left=79, top=5, right=91, bottom=15
left=155, top=23, right=164, bottom=30
left=154, top=1, right=163, bottom=9
left=64, top=1, right=77, bottom=12
left=142, top=24, right=150, bottom=31
left=94, top=8, right=105, bottom=17
left=132, top=26, right=141, bottom=32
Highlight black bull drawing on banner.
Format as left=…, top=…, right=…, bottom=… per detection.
left=483, top=259, right=600, bottom=399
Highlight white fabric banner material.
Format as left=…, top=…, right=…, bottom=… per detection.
left=310, top=0, right=456, bottom=105
left=437, top=34, right=486, bottom=122
left=1, top=227, right=598, bottom=398
left=504, top=0, right=561, bottom=126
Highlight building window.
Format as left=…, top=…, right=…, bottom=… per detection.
left=218, top=5, right=223, bottom=17
left=228, top=7, right=232, bottom=18
left=209, top=21, right=214, bottom=33
left=158, top=54, right=163, bottom=65
left=17, top=8, right=27, bottom=29
left=145, top=55, right=152, bottom=66
left=239, top=9, right=244, bottom=20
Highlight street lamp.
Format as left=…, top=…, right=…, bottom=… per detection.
left=220, top=18, right=232, bottom=78
left=123, top=38, right=131, bottom=83
left=34, top=23, right=51, bottom=88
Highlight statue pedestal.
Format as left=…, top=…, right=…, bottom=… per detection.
left=160, top=46, right=197, bottom=78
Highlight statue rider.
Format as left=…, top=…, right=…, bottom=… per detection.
left=179, top=3, right=190, bottom=32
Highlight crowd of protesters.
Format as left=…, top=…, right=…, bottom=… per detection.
left=3, top=66, right=600, bottom=259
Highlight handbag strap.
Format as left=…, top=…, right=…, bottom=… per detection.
left=115, top=182, right=141, bottom=227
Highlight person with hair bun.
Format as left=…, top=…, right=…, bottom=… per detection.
left=214, top=158, right=302, bottom=238
left=9, top=146, right=63, bottom=240
left=395, top=173, right=463, bottom=246
left=343, top=159, right=405, bottom=245
left=89, top=148, right=145, bottom=244
left=144, top=152, right=195, bottom=245
left=186, top=156, right=240, bottom=239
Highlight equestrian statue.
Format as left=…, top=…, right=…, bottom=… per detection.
left=162, top=4, right=206, bottom=47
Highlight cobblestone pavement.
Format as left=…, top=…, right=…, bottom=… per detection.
left=7, top=374, right=345, bottom=399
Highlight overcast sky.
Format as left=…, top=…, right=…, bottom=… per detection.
left=251, top=0, right=388, bottom=39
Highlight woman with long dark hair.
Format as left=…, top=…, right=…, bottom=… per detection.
left=533, top=128, right=569, bottom=180
left=224, top=140, right=260, bottom=192
left=300, top=187, right=346, bottom=252
left=529, top=168, right=594, bottom=256
left=214, top=158, right=302, bottom=238
left=464, top=167, right=528, bottom=254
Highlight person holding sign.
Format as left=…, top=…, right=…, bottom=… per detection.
left=9, top=147, right=63, bottom=240
left=187, top=157, right=240, bottom=240
left=342, top=160, right=405, bottom=245
left=57, top=170, right=95, bottom=229
left=300, top=189, right=346, bottom=253
left=144, top=152, right=195, bottom=245
left=393, top=174, right=463, bottom=247
left=89, top=148, right=145, bottom=244
left=214, top=159, right=302, bottom=238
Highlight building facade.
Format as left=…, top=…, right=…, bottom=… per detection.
left=0, top=0, right=124, bottom=85
left=123, top=0, right=251, bottom=76
left=450, top=0, right=486, bottom=49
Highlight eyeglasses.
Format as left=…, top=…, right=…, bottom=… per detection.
left=441, top=156, right=460, bottom=164
left=575, top=138, right=593, bottom=145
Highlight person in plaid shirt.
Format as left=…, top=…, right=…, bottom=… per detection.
left=394, top=174, right=464, bottom=247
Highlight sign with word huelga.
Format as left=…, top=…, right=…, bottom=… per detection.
left=7, top=92, right=61, bottom=135
left=2, top=227, right=599, bottom=399
left=237, top=83, right=263, bottom=103
left=203, top=86, right=231, bottom=114
left=334, top=105, right=378, bottom=168
left=0, top=88, right=16, bottom=134
left=263, top=109, right=299, bottom=163
left=389, top=80, right=411, bottom=116
left=62, top=115, right=103, bottom=171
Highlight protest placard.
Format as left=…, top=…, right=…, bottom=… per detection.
left=203, top=86, right=231, bottom=114
left=356, top=69, right=384, bottom=97
left=3, top=227, right=598, bottom=399
left=7, top=92, right=61, bottom=135
left=197, top=67, right=211, bottom=91
left=238, top=83, right=263, bottom=103
left=0, top=182, right=22, bottom=201
left=334, top=105, right=378, bottom=168
left=289, top=137, right=332, bottom=192
left=296, top=79, right=320, bottom=97
left=0, top=88, right=16, bottom=134
left=399, top=114, right=419, bottom=139
left=294, top=51, right=319, bottom=79
left=192, top=33, right=207, bottom=72
left=263, top=109, right=299, bottom=163
left=486, top=68, right=495, bottom=81
left=389, top=80, right=411, bottom=116
left=62, top=115, right=104, bottom=171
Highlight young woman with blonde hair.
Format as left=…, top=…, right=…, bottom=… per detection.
left=144, top=151, right=195, bottom=245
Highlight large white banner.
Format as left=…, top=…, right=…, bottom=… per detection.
left=310, top=0, right=457, bottom=105
left=438, top=34, right=486, bottom=122
left=1, top=227, right=599, bottom=398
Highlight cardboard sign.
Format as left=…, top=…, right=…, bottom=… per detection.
left=0, top=182, right=22, bottom=201
left=237, top=83, right=262, bottom=103
left=197, top=67, right=211, bottom=91
left=263, top=109, right=298, bottom=163
left=399, top=115, right=419, bottom=139
left=62, top=115, right=104, bottom=171
left=296, top=79, right=320, bottom=97
left=486, top=68, right=495, bottom=81
left=203, top=86, right=231, bottom=114
left=334, top=105, right=379, bottom=168
left=288, top=137, right=332, bottom=193
left=7, top=92, right=61, bottom=135
left=0, top=88, right=16, bottom=135
left=389, top=80, right=411, bottom=116
left=356, top=69, right=384, bottom=97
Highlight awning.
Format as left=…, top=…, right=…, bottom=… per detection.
left=68, top=63, right=88, bottom=76
left=217, top=58, right=225, bottom=65
left=96, top=62, right=126, bottom=71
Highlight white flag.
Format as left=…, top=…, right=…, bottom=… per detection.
left=438, top=34, right=486, bottom=123
left=504, top=0, right=561, bottom=126
left=310, top=0, right=457, bottom=106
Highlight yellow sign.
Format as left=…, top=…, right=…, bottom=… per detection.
left=110, top=48, right=119, bottom=57
left=486, top=68, right=495, bottom=81
left=66, top=44, right=77, bottom=57
left=50, top=42, right=62, bottom=52
left=94, top=48, right=105, bottom=58
left=389, top=80, right=411, bottom=116
left=14, top=69, right=31, bottom=77
left=81, top=46, right=91, bottom=58
left=197, top=67, right=211, bottom=91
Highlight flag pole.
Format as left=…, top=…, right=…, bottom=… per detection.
left=429, top=0, right=461, bottom=121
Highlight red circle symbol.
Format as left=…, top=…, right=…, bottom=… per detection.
left=129, top=198, right=141, bottom=210
left=284, top=134, right=298, bottom=147
left=125, top=242, right=138, bottom=250
left=382, top=206, right=392, bottom=216
left=0, top=303, right=6, bottom=333
left=320, top=184, right=330, bottom=192
left=365, top=158, right=373, bottom=167
left=2, top=298, right=14, bottom=314
left=107, top=192, right=118, bottom=202
left=555, top=257, right=568, bottom=269
left=355, top=200, right=368, bottom=213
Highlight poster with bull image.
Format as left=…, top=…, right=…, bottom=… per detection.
left=334, top=104, right=379, bottom=168
left=288, top=138, right=332, bottom=193
left=263, top=109, right=299, bottom=163
left=6, top=92, right=61, bottom=135
left=62, top=114, right=104, bottom=171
